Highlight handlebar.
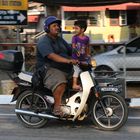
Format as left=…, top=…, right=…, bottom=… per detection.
left=76, top=61, right=93, bottom=71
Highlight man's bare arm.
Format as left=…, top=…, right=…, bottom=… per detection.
left=47, top=53, right=78, bottom=65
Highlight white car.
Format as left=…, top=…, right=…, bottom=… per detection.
left=93, top=36, right=140, bottom=82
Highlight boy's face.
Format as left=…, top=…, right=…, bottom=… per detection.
left=74, top=25, right=84, bottom=35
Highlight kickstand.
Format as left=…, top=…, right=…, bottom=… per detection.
left=71, top=121, right=77, bottom=128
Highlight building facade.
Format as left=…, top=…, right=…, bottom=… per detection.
left=0, top=2, right=140, bottom=44
left=62, top=2, right=140, bottom=43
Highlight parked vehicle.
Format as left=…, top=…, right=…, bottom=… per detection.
left=93, top=36, right=140, bottom=82
left=0, top=50, right=128, bottom=131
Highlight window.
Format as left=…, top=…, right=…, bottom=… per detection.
left=88, top=12, right=100, bottom=26
left=64, top=11, right=101, bottom=27
left=110, top=10, right=127, bottom=26
left=119, top=11, right=127, bottom=26
left=110, top=11, right=119, bottom=26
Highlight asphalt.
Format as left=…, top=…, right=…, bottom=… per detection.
left=0, top=105, right=140, bottom=140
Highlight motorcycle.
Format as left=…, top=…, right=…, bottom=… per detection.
left=0, top=50, right=128, bottom=131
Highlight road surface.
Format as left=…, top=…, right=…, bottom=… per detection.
left=0, top=105, right=140, bottom=140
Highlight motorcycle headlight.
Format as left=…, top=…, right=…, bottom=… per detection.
left=90, top=58, right=97, bottom=68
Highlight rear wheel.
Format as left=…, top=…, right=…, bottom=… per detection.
left=16, top=90, right=48, bottom=128
left=91, top=92, right=128, bottom=131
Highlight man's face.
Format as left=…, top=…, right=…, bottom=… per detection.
left=49, top=22, right=60, bottom=36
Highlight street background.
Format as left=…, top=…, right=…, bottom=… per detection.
left=0, top=104, right=140, bottom=140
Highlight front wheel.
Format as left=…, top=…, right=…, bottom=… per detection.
left=16, top=90, right=48, bottom=128
left=91, top=92, right=128, bottom=131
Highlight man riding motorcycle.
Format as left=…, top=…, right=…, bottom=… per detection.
left=36, top=16, right=78, bottom=117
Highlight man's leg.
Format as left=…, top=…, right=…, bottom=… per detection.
left=53, top=83, right=66, bottom=112
left=43, top=67, right=68, bottom=115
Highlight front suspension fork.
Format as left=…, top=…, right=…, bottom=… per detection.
left=94, top=86, right=108, bottom=116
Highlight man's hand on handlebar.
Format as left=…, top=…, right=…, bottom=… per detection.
left=68, top=59, right=79, bottom=65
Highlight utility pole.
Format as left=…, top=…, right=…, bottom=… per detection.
left=44, top=5, right=61, bottom=18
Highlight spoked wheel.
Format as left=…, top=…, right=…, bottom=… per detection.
left=91, top=92, right=128, bottom=131
left=16, top=90, right=48, bottom=128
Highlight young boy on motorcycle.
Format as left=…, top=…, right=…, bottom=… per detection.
left=72, top=20, right=91, bottom=90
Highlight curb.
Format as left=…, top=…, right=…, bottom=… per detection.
left=0, top=95, right=16, bottom=104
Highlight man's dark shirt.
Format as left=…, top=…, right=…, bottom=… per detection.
left=36, top=35, right=72, bottom=73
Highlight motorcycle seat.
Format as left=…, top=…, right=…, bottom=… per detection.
left=18, top=71, right=33, bottom=83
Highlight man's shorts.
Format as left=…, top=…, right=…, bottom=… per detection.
left=43, top=67, right=68, bottom=92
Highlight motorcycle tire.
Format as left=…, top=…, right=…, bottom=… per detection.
left=91, top=92, right=128, bottom=131
left=16, top=90, right=48, bottom=128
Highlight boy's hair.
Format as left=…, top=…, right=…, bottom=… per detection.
left=74, top=20, right=87, bottom=32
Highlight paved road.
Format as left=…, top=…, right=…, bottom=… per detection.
left=127, top=83, right=140, bottom=98
left=0, top=105, right=140, bottom=140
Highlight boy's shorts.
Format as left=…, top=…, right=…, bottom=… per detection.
left=73, top=65, right=81, bottom=78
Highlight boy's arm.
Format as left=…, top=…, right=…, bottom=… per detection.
left=72, top=43, right=76, bottom=48
left=72, top=43, right=79, bottom=54
left=86, top=39, right=91, bottom=56
left=72, top=36, right=78, bottom=54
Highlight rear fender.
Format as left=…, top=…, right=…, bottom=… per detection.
left=11, top=86, right=32, bottom=102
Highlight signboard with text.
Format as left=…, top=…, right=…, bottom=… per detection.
left=0, top=0, right=28, bottom=25
left=0, top=0, right=28, bottom=10
left=0, top=10, right=27, bottom=25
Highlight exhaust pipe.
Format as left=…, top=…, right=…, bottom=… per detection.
left=15, top=109, right=59, bottom=119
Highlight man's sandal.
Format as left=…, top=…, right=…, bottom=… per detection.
left=52, top=108, right=65, bottom=117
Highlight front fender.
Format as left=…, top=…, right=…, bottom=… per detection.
left=72, top=71, right=94, bottom=121
left=96, top=64, right=116, bottom=72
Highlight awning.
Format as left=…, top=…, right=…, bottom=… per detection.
left=28, top=15, right=39, bottom=22
left=62, top=6, right=105, bottom=11
left=62, top=2, right=140, bottom=11
left=29, top=0, right=140, bottom=6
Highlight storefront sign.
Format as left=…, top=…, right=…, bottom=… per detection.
left=0, top=0, right=28, bottom=10
left=0, top=10, right=27, bottom=25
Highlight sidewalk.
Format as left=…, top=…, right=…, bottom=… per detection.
left=0, top=95, right=16, bottom=104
